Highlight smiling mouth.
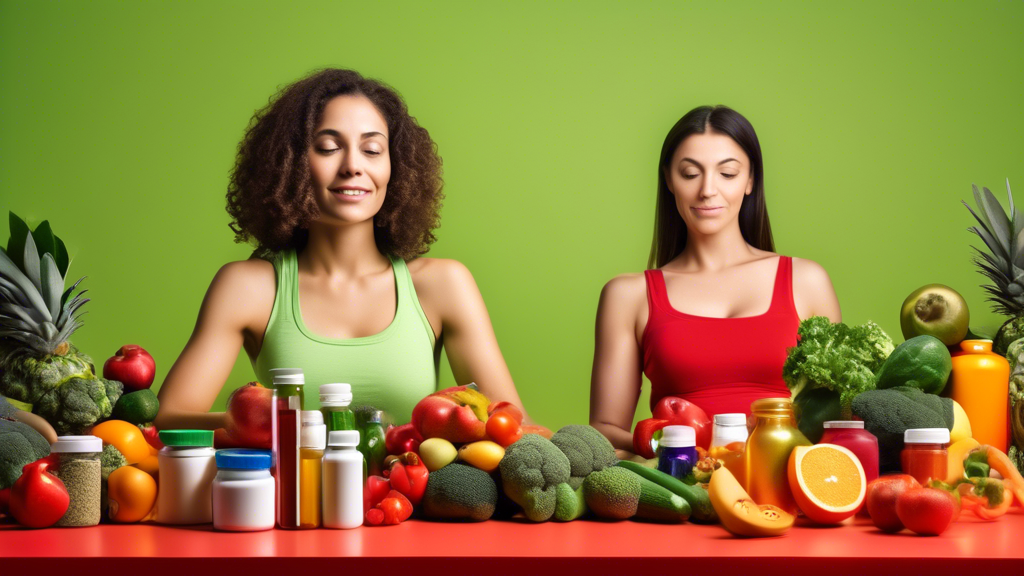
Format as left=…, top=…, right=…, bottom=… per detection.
left=331, top=189, right=369, bottom=196
left=692, top=206, right=723, bottom=212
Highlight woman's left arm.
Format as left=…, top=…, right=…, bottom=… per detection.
left=411, top=259, right=534, bottom=424
left=792, top=258, right=842, bottom=323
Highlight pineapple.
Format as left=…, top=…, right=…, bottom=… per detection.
left=0, top=213, right=122, bottom=434
left=962, top=180, right=1024, bottom=355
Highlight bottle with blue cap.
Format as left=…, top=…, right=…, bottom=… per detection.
left=212, top=449, right=274, bottom=531
left=322, top=429, right=363, bottom=529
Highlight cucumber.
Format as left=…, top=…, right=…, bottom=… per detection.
left=617, top=459, right=718, bottom=523
left=633, top=474, right=690, bottom=523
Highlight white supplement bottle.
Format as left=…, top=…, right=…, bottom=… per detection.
left=322, top=429, right=363, bottom=529
left=212, top=449, right=275, bottom=531
left=158, top=429, right=217, bottom=524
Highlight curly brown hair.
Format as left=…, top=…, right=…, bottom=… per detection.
left=226, top=69, right=444, bottom=260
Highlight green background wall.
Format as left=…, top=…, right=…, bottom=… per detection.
left=2, top=1, right=1022, bottom=429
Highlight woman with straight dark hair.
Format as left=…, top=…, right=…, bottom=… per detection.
left=589, top=106, right=841, bottom=455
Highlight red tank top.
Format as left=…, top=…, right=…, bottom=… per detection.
left=642, top=256, right=799, bottom=418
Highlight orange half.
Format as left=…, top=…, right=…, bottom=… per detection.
left=787, top=444, right=866, bottom=524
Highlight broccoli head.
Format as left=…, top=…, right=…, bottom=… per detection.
left=1, top=414, right=51, bottom=489
left=550, top=425, right=618, bottom=490
left=851, top=385, right=953, bottom=473
left=0, top=343, right=96, bottom=404
left=498, top=433, right=573, bottom=522
left=420, top=463, right=497, bottom=522
left=34, top=376, right=123, bottom=435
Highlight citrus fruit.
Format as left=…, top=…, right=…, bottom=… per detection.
left=91, top=420, right=152, bottom=464
left=787, top=444, right=866, bottom=524
left=111, top=389, right=160, bottom=425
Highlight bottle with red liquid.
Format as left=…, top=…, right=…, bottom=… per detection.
left=270, top=368, right=306, bottom=529
left=819, top=421, right=879, bottom=485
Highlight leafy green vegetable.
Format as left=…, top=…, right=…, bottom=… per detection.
left=851, top=386, right=953, bottom=473
left=1, top=412, right=51, bottom=489
left=498, top=434, right=573, bottom=522
left=783, top=316, right=894, bottom=418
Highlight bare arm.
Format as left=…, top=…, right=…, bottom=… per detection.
left=154, top=260, right=274, bottom=431
left=589, top=275, right=645, bottom=452
left=792, top=258, right=842, bottom=323
left=412, top=259, right=534, bottom=424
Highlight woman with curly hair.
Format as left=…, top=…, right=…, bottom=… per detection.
left=155, top=69, right=530, bottom=431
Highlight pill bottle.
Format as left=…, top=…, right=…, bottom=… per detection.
left=323, top=429, right=363, bottom=529
left=158, top=429, right=216, bottom=524
left=212, top=449, right=274, bottom=531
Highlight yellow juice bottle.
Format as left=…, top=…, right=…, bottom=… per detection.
left=299, top=411, right=326, bottom=529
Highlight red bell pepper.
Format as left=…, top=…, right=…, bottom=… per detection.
left=385, top=452, right=429, bottom=506
left=385, top=423, right=423, bottom=455
left=10, top=455, right=70, bottom=528
left=364, top=508, right=385, bottom=526
left=957, top=477, right=1013, bottom=521
left=632, top=418, right=671, bottom=459
left=378, top=490, right=414, bottom=525
left=651, top=396, right=713, bottom=449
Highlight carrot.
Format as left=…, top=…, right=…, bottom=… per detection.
left=973, top=445, right=1024, bottom=507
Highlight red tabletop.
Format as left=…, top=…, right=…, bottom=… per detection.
left=3, top=514, right=1023, bottom=575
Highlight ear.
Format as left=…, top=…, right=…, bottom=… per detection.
left=745, top=175, right=754, bottom=196
left=663, top=167, right=674, bottom=194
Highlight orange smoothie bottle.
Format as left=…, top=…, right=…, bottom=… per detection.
left=949, top=340, right=1009, bottom=452
left=744, top=398, right=811, bottom=515
left=709, top=413, right=749, bottom=487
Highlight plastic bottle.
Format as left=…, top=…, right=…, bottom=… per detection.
left=50, top=435, right=102, bottom=527
left=950, top=340, right=1010, bottom=451
left=902, top=427, right=949, bottom=485
left=657, top=425, right=698, bottom=479
left=299, top=410, right=326, bottom=529
left=271, top=368, right=306, bottom=529
left=820, top=420, right=879, bottom=484
left=323, top=430, right=363, bottom=529
left=157, top=429, right=216, bottom=524
left=744, top=398, right=811, bottom=515
left=709, top=413, right=748, bottom=487
left=355, top=409, right=387, bottom=478
left=320, top=383, right=356, bottom=433
left=212, top=449, right=275, bottom=532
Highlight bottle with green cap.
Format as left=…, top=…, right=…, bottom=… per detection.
left=157, top=429, right=216, bottom=525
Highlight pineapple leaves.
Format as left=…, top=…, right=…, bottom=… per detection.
left=7, top=212, right=30, bottom=273
left=0, top=240, right=52, bottom=322
left=40, top=253, right=63, bottom=322
left=31, top=221, right=70, bottom=279
left=966, top=180, right=1021, bottom=316
left=976, top=185, right=1013, bottom=254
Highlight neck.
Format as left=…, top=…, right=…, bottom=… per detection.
left=299, top=219, right=390, bottom=277
left=675, top=223, right=755, bottom=271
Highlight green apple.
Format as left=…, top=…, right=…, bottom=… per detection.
left=418, top=437, right=458, bottom=472
left=900, top=284, right=969, bottom=345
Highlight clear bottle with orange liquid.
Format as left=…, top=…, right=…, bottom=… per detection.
left=298, top=410, right=326, bottom=529
left=745, top=398, right=811, bottom=515
left=708, top=413, right=749, bottom=487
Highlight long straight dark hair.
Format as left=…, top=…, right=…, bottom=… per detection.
left=648, top=106, right=774, bottom=269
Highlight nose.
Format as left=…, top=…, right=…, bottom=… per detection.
left=337, top=149, right=363, bottom=177
left=698, top=174, right=716, bottom=199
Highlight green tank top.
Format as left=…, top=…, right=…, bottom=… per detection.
left=252, top=249, right=440, bottom=425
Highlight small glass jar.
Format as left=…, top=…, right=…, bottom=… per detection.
left=902, top=428, right=949, bottom=485
left=657, top=425, right=698, bottom=480
left=212, top=449, right=274, bottom=532
left=158, top=429, right=217, bottom=525
left=50, top=435, right=102, bottom=527
left=320, top=383, right=356, bottom=433
left=709, top=413, right=748, bottom=487
left=820, top=421, right=879, bottom=484
left=355, top=409, right=387, bottom=478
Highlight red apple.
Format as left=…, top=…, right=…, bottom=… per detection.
left=221, top=382, right=273, bottom=449
left=651, top=396, right=713, bottom=449
left=103, top=345, right=156, bottom=392
left=411, top=385, right=490, bottom=444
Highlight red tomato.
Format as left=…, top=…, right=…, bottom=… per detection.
left=486, top=413, right=523, bottom=447
left=896, top=487, right=958, bottom=536
left=866, top=474, right=920, bottom=532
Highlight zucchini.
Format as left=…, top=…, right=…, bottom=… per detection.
left=634, top=474, right=691, bottom=523
left=617, top=459, right=718, bottom=523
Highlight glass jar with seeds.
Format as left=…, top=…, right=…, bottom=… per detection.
left=50, top=435, right=102, bottom=527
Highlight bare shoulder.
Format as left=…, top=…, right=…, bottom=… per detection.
left=599, top=272, right=648, bottom=315
left=407, top=257, right=473, bottom=286
left=204, top=259, right=276, bottom=323
left=790, top=257, right=841, bottom=322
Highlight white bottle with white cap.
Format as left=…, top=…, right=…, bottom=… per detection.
left=322, top=429, right=363, bottom=529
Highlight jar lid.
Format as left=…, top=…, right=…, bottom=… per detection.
left=319, top=383, right=353, bottom=405
left=269, top=368, right=303, bottom=376
left=904, top=428, right=950, bottom=444
left=51, top=435, right=102, bottom=453
left=273, top=373, right=305, bottom=386
left=750, top=397, right=793, bottom=415
left=714, top=413, right=746, bottom=426
left=160, top=429, right=215, bottom=447
left=328, top=429, right=360, bottom=447
left=660, top=425, right=695, bottom=448
left=216, top=449, right=271, bottom=470
left=824, top=420, right=865, bottom=429
left=301, top=411, right=326, bottom=449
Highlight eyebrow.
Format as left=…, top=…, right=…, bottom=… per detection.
left=314, top=129, right=388, bottom=140
left=680, top=157, right=740, bottom=168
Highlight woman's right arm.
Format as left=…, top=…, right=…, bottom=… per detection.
left=153, top=260, right=275, bottom=431
left=589, top=274, right=646, bottom=454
